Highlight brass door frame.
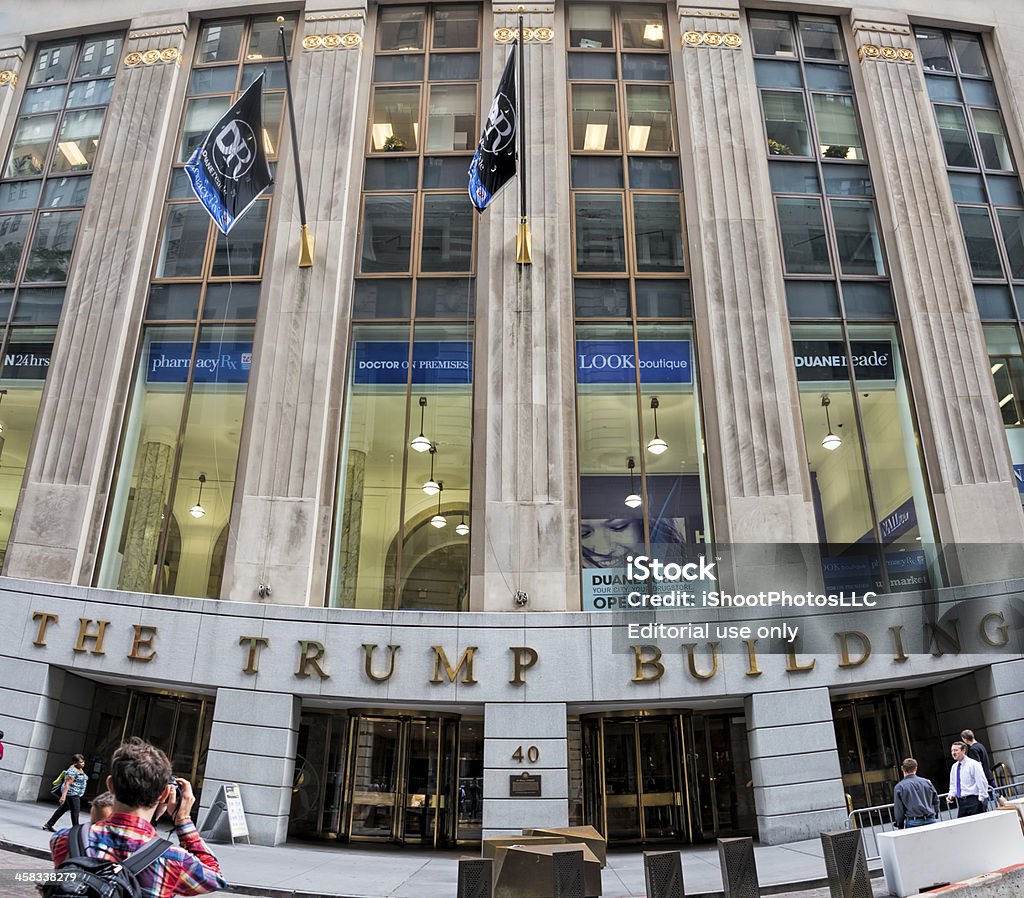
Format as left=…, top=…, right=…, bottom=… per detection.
left=836, top=694, right=906, bottom=807
left=588, top=714, right=687, bottom=845
left=122, top=690, right=209, bottom=785
left=344, top=713, right=456, bottom=847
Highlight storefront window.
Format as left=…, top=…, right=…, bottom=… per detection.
left=754, top=10, right=938, bottom=590
left=793, top=324, right=936, bottom=591
left=569, top=5, right=706, bottom=610
left=0, top=33, right=121, bottom=568
left=97, top=15, right=295, bottom=597
left=921, top=29, right=1024, bottom=491
left=332, top=5, right=479, bottom=611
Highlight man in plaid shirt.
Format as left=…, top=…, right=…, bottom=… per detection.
left=51, top=737, right=226, bottom=897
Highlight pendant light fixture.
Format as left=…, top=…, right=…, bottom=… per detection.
left=455, top=513, right=469, bottom=536
left=423, top=444, right=440, bottom=495
left=410, top=396, right=431, bottom=452
left=647, top=396, right=668, bottom=455
left=624, top=456, right=642, bottom=508
left=189, top=473, right=207, bottom=518
left=821, top=395, right=842, bottom=451
left=430, top=482, right=447, bottom=528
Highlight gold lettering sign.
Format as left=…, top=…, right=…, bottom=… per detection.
left=430, top=646, right=478, bottom=684
left=785, top=647, right=816, bottom=672
left=684, top=642, right=719, bottom=680
left=631, top=645, right=664, bottom=682
left=295, top=640, right=330, bottom=679
left=980, top=612, right=1009, bottom=647
left=363, top=643, right=400, bottom=682
left=509, top=646, right=538, bottom=686
left=239, top=636, right=270, bottom=674
left=73, top=618, right=109, bottom=655
left=836, top=631, right=871, bottom=668
left=929, top=619, right=960, bottom=657
left=889, top=625, right=908, bottom=662
left=127, top=625, right=158, bottom=662
left=32, top=611, right=59, bottom=646
left=743, top=639, right=762, bottom=676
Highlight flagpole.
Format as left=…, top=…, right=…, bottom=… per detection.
left=515, top=13, right=531, bottom=265
left=277, top=17, right=313, bottom=268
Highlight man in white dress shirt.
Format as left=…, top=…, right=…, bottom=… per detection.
left=947, top=740, right=989, bottom=818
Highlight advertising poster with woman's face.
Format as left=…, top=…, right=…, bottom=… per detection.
left=580, top=473, right=704, bottom=610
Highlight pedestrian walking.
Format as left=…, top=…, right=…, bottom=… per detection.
left=42, top=754, right=88, bottom=831
left=947, top=741, right=989, bottom=818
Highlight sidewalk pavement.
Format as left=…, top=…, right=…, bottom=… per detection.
left=0, top=798, right=880, bottom=898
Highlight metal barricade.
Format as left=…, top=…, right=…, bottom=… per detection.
left=552, top=848, right=586, bottom=898
left=847, top=777, right=1024, bottom=861
left=457, top=857, right=493, bottom=898
left=643, top=850, right=685, bottom=898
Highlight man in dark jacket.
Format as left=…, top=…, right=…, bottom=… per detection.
left=893, top=758, right=940, bottom=828
left=961, top=729, right=994, bottom=786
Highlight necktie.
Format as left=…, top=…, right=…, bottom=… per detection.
left=956, top=761, right=962, bottom=797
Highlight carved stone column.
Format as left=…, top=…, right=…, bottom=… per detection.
left=472, top=2, right=580, bottom=611
left=676, top=2, right=818, bottom=544
left=118, top=439, right=174, bottom=592
left=850, top=12, right=1024, bottom=570
left=0, top=43, right=24, bottom=134
left=220, top=1, right=369, bottom=605
left=5, top=13, right=189, bottom=584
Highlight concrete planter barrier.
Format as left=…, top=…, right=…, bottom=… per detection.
left=877, top=811, right=1024, bottom=897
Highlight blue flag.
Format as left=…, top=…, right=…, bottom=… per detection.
left=468, top=43, right=517, bottom=213
left=185, top=73, right=274, bottom=235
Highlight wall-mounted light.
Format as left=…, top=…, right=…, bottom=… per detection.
left=455, top=513, right=469, bottom=536
left=430, top=482, right=447, bottom=528
left=423, top=444, right=440, bottom=495
left=821, top=395, right=842, bottom=451
left=411, top=396, right=431, bottom=452
left=647, top=396, right=668, bottom=455
left=624, top=456, right=642, bottom=508
left=189, top=473, right=207, bottom=518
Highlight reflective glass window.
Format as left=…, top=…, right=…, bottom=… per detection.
left=952, top=33, right=989, bottom=77
left=380, top=8, right=425, bottom=51
left=632, top=195, right=684, bottom=272
left=935, top=105, right=977, bottom=168
left=916, top=28, right=953, bottom=73
left=625, top=85, right=673, bottom=152
left=426, top=84, right=476, bottom=152
left=749, top=12, right=796, bottom=57
left=972, top=109, right=1014, bottom=171
left=371, top=87, right=421, bottom=152
left=813, top=94, right=863, bottom=160
left=762, top=91, right=811, bottom=157
left=777, top=197, right=830, bottom=274
left=572, top=85, right=620, bottom=152
left=830, top=200, right=885, bottom=276
left=799, top=17, right=844, bottom=61
left=958, top=206, right=1004, bottom=279
left=575, top=194, right=626, bottom=272
left=421, top=195, right=473, bottom=272
left=361, top=196, right=414, bottom=272
left=31, top=43, right=75, bottom=84
left=24, top=210, right=80, bottom=282
left=620, top=6, right=666, bottom=49
left=433, top=6, right=478, bottom=48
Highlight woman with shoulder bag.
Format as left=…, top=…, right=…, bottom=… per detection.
left=42, top=754, right=88, bottom=831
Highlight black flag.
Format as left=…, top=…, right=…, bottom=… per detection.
left=185, top=72, right=274, bottom=235
left=468, top=43, right=517, bottom=213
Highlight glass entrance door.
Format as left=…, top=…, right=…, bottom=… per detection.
left=349, top=717, right=402, bottom=840
left=584, top=716, right=685, bottom=843
left=685, top=714, right=756, bottom=839
left=833, top=695, right=906, bottom=809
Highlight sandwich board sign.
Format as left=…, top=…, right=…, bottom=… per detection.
left=199, top=783, right=250, bottom=844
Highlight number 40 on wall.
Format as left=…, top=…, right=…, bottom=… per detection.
left=512, top=745, right=540, bottom=763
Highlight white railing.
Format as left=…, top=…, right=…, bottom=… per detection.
left=847, top=778, right=1024, bottom=860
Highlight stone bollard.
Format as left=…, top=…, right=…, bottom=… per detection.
left=457, top=856, right=493, bottom=898
left=643, top=850, right=685, bottom=898
left=717, top=837, right=759, bottom=898
left=552, top=848, right=586, bottom=898
left=820, top=830, right=872, bottom=898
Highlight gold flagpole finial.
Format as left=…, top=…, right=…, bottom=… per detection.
left=276, top=16, right=285, bottom=23
left=516, top=218, right=532, bottom=265
left=299, top=225, right=314, bottom=268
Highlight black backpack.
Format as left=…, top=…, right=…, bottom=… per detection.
left=41, top=824, right=171, bottom=898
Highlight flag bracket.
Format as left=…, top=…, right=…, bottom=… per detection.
left=299, top=225, right=314, bottom=268
left=516, top=218, right=532, bottom=265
